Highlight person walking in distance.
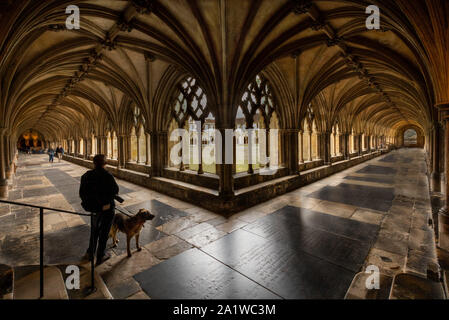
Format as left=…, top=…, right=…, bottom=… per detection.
left=56, top=145, right=64, bottom=162
left=79, top=154, right=119, bottom=265
left=48, top=146, right=55, bottom=163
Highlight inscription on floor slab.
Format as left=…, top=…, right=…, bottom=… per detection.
left=134, top=248, right=280, bottom=299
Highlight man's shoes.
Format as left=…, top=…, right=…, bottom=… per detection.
left=95, top=253, right=111, bottom=266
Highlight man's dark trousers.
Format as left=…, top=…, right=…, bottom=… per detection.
left=87, top=207, right=115, bottom=260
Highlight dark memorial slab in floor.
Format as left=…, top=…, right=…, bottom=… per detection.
left=134, top=205, right=378, bottom=299
left=307, top=183, right=395, bottom=212
left=356, top=165, right=397, bottom=175
left=124, top=200, right=187, bottom=227
left=201, top=229, right=355, bottom=299
left=344, top=175, right=394, bottom=184
left=379, top=154, right=397, bottom=163
left=134, top=248, right=280, bottom=299
left=242, top=206, right=378, bottom=272
left=23, top=186, right=59, bottom=198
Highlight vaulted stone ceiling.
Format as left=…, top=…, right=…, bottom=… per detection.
left=0, top=0, right=447, bottom=142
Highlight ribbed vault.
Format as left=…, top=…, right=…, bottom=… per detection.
left=0, top=0, right=446, bottom=151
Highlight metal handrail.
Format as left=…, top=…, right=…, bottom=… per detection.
left=0, top=199, right=96, bottom=299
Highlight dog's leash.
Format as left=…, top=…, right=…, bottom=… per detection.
left=115, top=205, right=133, bottom=218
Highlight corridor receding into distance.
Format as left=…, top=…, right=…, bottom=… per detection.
left=0, top=148, right=439, bottom=299
left=0, top=0, right=448, bottom=300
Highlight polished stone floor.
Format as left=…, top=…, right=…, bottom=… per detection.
left=0, top=149, right=438, bottom=299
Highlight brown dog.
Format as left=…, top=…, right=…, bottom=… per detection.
left=109, top=209, right=155, bottom=257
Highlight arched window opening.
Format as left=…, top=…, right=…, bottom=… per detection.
left=404, top=129, right=417, bottom=146
left=130, top=127, right=138, bottom=162
left=350, top=129, right=355, bottom=153
left=311, top=120, right=318, bottom=160
left=92, top=134, right=97, bottom=155
left=107, top=132, right=112, bottom=159
left=237, top=74, right=278, bottom=173
left=112, top=132, right=118, bottom=160
left=235, top=106, right=247, bottom=173
left=303, top=120, right=311, bottom=161
left=170, top=77, right=213, bottom=174
left=202, top=112, right=216, bottom=174
left=138, top=126, right=146, bottom=164
left=79, top=139, right=84, bottom=156
left=269, top=111, right=280, bottom=168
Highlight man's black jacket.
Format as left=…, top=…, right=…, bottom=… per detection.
left=79, top=167, right=119, bottom=210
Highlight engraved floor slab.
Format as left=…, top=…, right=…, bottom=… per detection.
left=134, top=248, right=280, bottom=299
left=201, top=229, right=355, bottom=299
left=307, top=183, right=395, bottom=212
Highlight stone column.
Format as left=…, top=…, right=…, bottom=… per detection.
left=266, top=128, right=271, bottom=168
left=95, top=136, right=102, bottom=155
left=74, top=139, right=79, bottom=157
left=118, top=135, right=127, bottom=168
left=126, top=135, right=132, bottom=163
left=0, top=128, right=8, bottom=199
left=150, top=131, right=168, bottom=177
left=431, top=122, right=441, bottom=192
left=343, top=133, right=350, bottom=160
left=145, top=133, right=151, bottom=165
left=4, top=134, right=11, bottom=179
left=308, top=130, right=313, bottom=161
left=322, top=131, right=331, bottom=165
left=437, top=104, right=449, bottom=251
left=198, top=120, right=204, bottom=174
left=216, top=127, right=234, bottom=199
left=136, top=133, right=141, bottom=163
left=84, top=138, right=90, bottom=159
left=284, top=129, right=299, bottom=174
left=333, top=130, right=337, bottom=157
left=357, top=134, right=362, bottom=156
left=299, top=130, right=304, bottom=163
left=247, top=126, right=254, bottom=174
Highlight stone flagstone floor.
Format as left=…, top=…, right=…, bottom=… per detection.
left=0, top=148, right=442, bottom=299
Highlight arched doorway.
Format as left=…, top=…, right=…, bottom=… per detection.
left=403, top=129, right=418, bottom=147
left=397, top=125, right=424, bottom=148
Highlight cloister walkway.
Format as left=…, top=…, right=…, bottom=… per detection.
left=0, top=149, right=441, bottom=298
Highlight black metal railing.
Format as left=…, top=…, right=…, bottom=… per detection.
left=0, top=199, right=95, bottom=299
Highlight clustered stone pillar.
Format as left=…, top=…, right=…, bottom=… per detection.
left=437, top=104, right=449, bottom=251
left=323, top=131, right=331, bottom=165
left=431, top=122, right=441, bottom=192
left=145, top=132, right=151, bottom=166
left=216, top=127, right=234, bottom=199
left=343, top=133, right=350, bottom=160
left=282, top=129, right=299, bottom=174
left=151, top=131, right=168, bottom=177
left=357, top=134, right=362, bottom=156
left=0, top=128, right=8, bottom=198
left=299, top=130, right=304, bottom=163
left=118, top=134, right=127, bottom=168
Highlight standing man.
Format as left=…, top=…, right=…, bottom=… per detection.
left=79, top=154, right=119, bottom=265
